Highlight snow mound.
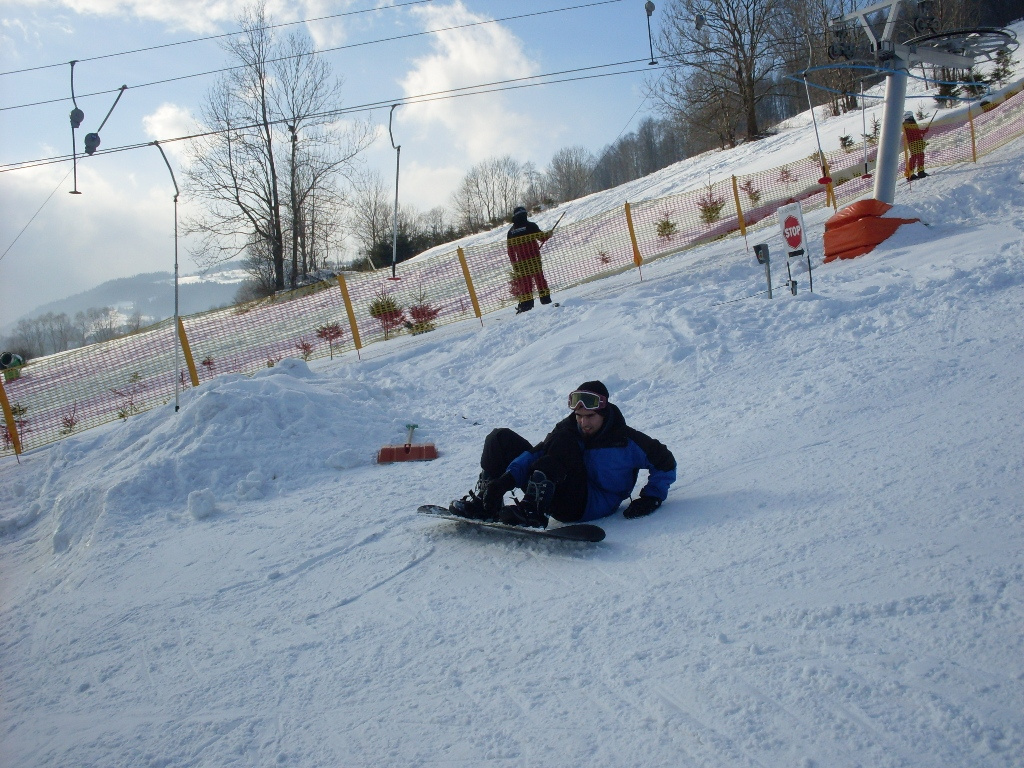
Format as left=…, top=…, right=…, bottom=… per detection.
left=17, top=359, right=399, bottom=552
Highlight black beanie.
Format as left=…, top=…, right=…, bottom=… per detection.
left=576, top=380, right=609, bottom=399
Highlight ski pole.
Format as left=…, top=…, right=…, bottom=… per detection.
left=539, top=211, right=566, bottom=250
left=548, top=211, right=567, bottom=237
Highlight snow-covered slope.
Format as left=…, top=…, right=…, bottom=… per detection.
left=2, top=73, right=1023, bottom=766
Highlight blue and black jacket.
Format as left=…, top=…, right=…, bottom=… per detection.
left=507, top=403, right=676, bottom=521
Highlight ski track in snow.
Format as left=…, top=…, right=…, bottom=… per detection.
left=3, top=78, right=1024, bottom=766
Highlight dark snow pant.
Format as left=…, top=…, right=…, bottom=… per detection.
left=510, top=256, right=552, bottom=313
left=480, top=428, right=588, bottom=522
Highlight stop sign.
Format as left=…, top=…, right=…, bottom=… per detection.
left=783, top=215, right=803, bottom=249
left=777, top=202, right=807, bottom=254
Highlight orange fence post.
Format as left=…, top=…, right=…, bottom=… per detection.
left=177, top=317, right=200, bottom=387
left=336, top=274, right=363, bottom=353
left=0, top=378, right=22, bottom=456
left=624, top=202, right=643, bottom=269
left=456, top=247, right=483, bottom=324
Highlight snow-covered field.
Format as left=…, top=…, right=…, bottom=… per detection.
left=3, top=68, right=1024, bottom=766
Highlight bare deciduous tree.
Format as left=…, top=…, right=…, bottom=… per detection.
left=450, top=155, right=527, bottom=231
left=347, top=170, right=394, bottom=269
left=545, top=146, right=595, bottom=203
left=654, top=0, right=785, bottom=144
left=185, top=1, right=370, bottom=291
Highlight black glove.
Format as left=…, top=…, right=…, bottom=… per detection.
left=484, top=472, right=516, bottom=511
left=624, top=495, right=661, bottom=519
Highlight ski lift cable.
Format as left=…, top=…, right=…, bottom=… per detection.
left=0, top=60, right=660, bottom=174
left=0, top=0, right=444, bottom=78
left=0, top=168, right=73, bottom=263
left=0, top=0, right=625, bottom=112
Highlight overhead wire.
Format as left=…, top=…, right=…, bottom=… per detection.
left=0, top=0, right=439, bottom=77
left=0, top=0, right=625, bottom=113
left=0, top=57, right=665, bottom=174
left=0, top=168, right=73, bottom=263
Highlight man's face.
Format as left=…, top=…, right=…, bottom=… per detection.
left=574, top=405, right=605, bottom=437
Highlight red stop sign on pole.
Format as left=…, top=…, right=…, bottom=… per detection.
left=777, top=202, right=807, bottom=254
left=783, top=215, right=803, bottom=249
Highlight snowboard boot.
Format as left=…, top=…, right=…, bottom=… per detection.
left=539, top=294, right=552, bottom=305
left=499, top=470, right=553, bottom=528
left=450, top=472, right=497, bottom=521
left=515, top=299, right=535, bottom=314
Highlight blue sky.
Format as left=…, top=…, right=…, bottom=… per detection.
left=0, top=0, right=666, bottom=328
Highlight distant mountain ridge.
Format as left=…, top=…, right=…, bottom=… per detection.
left=4, top=262, right=248, bottom=332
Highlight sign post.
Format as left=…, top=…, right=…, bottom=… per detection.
left=753, top=243, right=772, bottom=299
left=777, top=202, right=813, bottom=294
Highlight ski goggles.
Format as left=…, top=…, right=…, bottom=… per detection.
left=568, top=390, right=607, bottom=411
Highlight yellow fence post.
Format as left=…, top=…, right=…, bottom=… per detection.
left=624, top=202, right=643, bottom=270
left=823, top=158, right=838, bottom=211
left=177, top=317, right=200, bottom=387
left=731, top=176, right=747, bottom=238
left=0, top=377, right=22, bottom=455
left=336, top=274, right=363, bottom=353
left=457, top=247, right=484, bottom=324
left=968, top=107, right=978, bottom=163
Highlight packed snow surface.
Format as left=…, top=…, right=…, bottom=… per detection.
left=3, top=88, right=1024, bottom=766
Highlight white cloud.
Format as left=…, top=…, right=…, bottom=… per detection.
left=399, top=1, right=544, bottom=163
left=0, top=158, right=199, bottom=327
left=31, top=0, right=351, bottom=35
left=401, top=159, right=465, bottom=212
left=142, top=102, right=197, bottom=162
left=59, top=0, right=240, bottom=34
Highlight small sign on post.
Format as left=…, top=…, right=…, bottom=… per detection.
left=777, top=201, right=813, bottom=294
left=753, top=243, right=772, bottom=299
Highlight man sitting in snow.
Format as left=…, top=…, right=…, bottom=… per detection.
left=450, top=381, right=677, bottom=528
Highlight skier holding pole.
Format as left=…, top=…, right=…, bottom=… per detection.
left=903, top=111, right=932, bottom=180
left=507, top=206, right=559, bottom=314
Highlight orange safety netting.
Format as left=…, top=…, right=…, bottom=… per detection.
left=4, top=85, right=1023, bottom=457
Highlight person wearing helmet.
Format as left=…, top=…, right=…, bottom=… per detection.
left=449, top=380, right=676, bottom=528
left=507, top=205, right=553, bottom=314
left=903, top=112, right=930, bottom=180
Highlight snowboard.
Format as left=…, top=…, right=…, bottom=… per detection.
left=417, top=505, right=605, bottom=543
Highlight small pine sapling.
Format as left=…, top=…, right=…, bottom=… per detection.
left=295, top=339, right=314, bottom=361
left=863, top=116, right=881, bottom=144
left=988, top=49, right=1016, bottom=87
left=406, top=290, right=441, bottom=335
left=738, top=179, right=762, bottom=205
left=2, top=401, right=28, bottom=450
left=368, top=288, right=407, bottom=340
left=933, top=78, right=959, bottom=109
left=656, top=217, right=678, bottom=240
left=697, top=183, right=727, bottom=225
left=961, top=67, right=987, bottom=99
left=113, top=372, right=144, bottom=421
left=315, top=323, right=346, bottom=358
left=59, top=402, right=80, bottom=436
